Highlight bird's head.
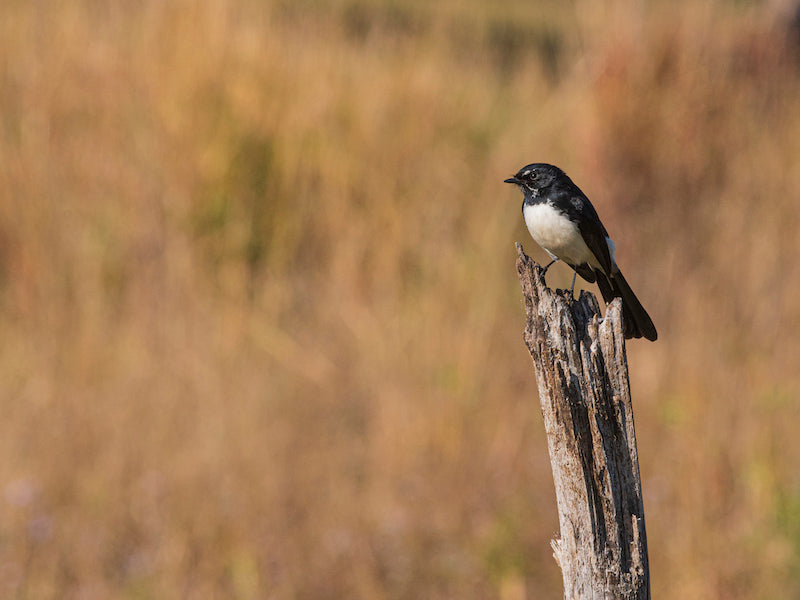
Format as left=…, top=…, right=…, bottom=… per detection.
left=504, top=163, right=562, bottom=197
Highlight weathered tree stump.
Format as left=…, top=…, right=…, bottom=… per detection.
left=515, top=243, right=650, bottom=600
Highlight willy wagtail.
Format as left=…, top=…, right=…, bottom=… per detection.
left=505, top=163, right=657, bottom=341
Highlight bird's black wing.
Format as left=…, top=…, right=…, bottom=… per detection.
left=550, top=184, right=615, bottom=276
left=570, top=191, right=615, bottom=276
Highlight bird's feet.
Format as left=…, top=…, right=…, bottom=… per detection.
left=541, top=258, right=559, bottom=277
left=568, top=270, right=577, bottom=299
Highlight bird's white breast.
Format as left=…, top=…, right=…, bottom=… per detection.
left=523, top=202, right=595, bottom=266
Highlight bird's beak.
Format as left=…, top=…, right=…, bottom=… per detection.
left=504, top=177, right=520, bottom=185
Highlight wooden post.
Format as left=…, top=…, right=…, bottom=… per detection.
left=515, top=243, right=650, bottom=600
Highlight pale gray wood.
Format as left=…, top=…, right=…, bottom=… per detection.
left=515, top=243, right=650, bottom=600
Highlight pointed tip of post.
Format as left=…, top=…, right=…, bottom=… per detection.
left=601, top=298, right=624, bottom=331
left=598, top=297, right=628, bottom=358
left=515, top=243, right=543, bottom=284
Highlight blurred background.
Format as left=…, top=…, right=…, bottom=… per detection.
left=1, top=0, right=799, bottom=597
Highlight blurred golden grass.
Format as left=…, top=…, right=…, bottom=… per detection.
left=1, top=0, right=800, bottom=597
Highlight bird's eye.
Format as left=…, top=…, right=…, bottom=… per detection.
left=530, top=172, right=538, bottom=180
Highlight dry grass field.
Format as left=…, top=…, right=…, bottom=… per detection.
left=1, top=0, right=800, bottom=598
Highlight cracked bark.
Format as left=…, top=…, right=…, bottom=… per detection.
left=515, top=243, right=650, bottom=600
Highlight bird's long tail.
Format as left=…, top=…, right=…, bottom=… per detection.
left=595, top=269, right=657, bottom=341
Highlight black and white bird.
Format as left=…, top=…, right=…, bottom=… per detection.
left=505, top=163, right=657, bottom=341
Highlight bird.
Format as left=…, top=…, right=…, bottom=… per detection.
left=505, top=163, right=657, bottom=341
